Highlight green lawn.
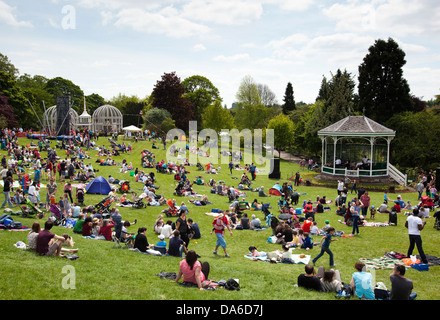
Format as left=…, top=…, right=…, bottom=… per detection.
left=0, top=135, right=439, bottom=301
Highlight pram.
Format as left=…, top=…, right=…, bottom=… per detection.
left=119, top=180, right=130, bottom=193
left=76, top=188, right=85, bottom=206
left=19, top=198, right=44, bottom=219
left=49, top=204, right=66, bottom=226
left=131, top=192, right=146, bottom=209
left=420, top=196, right=434, bottom=210
left=196, top=162, right=204, bottom=171
left=95, top=195, right=116, bottom=219
left=165, top=199, right=179, bottom=217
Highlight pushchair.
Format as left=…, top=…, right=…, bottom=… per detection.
left=49, top=204, right=66, bottom=226
left=131, top=192, right=146, bottom=209
left=165, top=199, right=179, bottom=217
left=76, top=188, right=85, bottom=206
left=420, top=196, right=434, bottom=210
left=19, top=198, right=44, bottom=219
left=196, top=162, right=204, bottom=171
left=95, top=195, right=115, bottom=219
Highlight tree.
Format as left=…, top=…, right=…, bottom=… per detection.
left=282, top=82, right=295, bottom=114
left=358, top=38, right=413, bottom=123
left=267, top=113, right=294, bottom=157
left=387, top=110, right=440, bottom=169
left=321, top=69, right=357, bottom=123
left=17, top=74, right=54, bottom=123
left=182, top=75, right=221, bottom=129
left=201, top=100, right=235, bottom=133
left=257, top=83, right=277, bottom=107
left=0, top=53, right=19, bottom=79
left=234, top=75, right=271, bottom=129
left=85, top=93, right=106, bottom=115
left=143, top=108, right=174, bottom=134
left=0, top=94, right=18, bottom=128
left=0, top=71, right=33, bottom=128
left=151, top=72, right=193, bottom=131
left=235, top=75, right=261, bottom=106
left=45, top=77, right=84, bottom=113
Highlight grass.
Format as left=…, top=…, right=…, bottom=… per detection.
left=0, top=135, right=439, bottom=301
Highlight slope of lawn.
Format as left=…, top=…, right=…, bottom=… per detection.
left=0, top=135, right=439, bottom=300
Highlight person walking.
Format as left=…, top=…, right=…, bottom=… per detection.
left=405, top=208, right=429, bottom=264
left=312, top=227, right=338, bottom=267
left=1, top=176, right=14, bottom=208
left=350, top=199, right=362, bottom=236
left=211, top=211, right=233, bottom=257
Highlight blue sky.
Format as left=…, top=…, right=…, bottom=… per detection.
left=1, top=0, right=439, bottom=108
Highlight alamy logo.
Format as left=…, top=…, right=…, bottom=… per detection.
left=165, top=121, right=275, bottom=174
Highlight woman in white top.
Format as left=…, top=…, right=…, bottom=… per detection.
left=27, top=222, right=41, bottom=251
left=319, top=268, right=343, bottom=293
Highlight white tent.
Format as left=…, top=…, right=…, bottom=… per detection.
left=122, top=125, right=142, bottom=132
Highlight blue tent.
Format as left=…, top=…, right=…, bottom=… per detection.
left=85, top=176, right=112, bottom=194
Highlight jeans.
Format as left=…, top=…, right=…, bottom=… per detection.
left=352, top=215, right=359, bottom=235
left=407, top=234, right=427, bottom=264
left=313, top=246, right=334, bottom=266
left=1, top=191, right=13, bottom=208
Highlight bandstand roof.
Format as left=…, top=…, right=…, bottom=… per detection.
left=317, top=116, right=395, bottom=137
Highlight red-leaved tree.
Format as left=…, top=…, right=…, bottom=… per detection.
left=151, top=72, right=194, bottom=132
left=0, top=94, right=18, bottom=128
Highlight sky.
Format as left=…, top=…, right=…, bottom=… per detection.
left=1, top=0, right=440, bottom=108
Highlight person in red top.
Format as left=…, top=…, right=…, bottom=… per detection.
left=304, top=200, right=315, bottom=221
left=175, top=250, right=210, bottom=290
left=99, top=219, right=115, bottom=241
left=211, top=210, right=233, bottom=257
left=82, top=216, right=93, bottom=236
left=302, top=217, right=313, bottom=233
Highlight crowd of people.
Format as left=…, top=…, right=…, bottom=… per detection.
left=2, top=127, right=437, bottom=298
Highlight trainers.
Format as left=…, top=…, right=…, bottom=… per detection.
left=213, top=251, right=218, bottom=255
left=225, top=253, right=230, bottom=258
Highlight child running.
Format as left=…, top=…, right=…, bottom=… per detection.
left=312, top=227, right=338, bottom=267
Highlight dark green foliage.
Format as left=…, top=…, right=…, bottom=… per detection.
left=386, top=109, right=440, bottom=169
left=282, top=82, right=295, bottom=114
left=358, top=38, right=413, bottom=123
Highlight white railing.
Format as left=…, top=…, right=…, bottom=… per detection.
left=321, top=166, right=387, bottom=177
left=388, top=164, right=407, bottom=186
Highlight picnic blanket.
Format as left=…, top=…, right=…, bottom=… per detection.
left=359, top=256, right=405, bottom=270
left=244, top=252, right=311, bottom=264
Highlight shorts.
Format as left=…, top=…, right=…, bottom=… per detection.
left=215, top=233, right=227, bottom=248
left=45, top=242, right=59, bottom=256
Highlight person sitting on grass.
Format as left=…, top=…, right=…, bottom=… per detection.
left=350, top=261, right=375, bottom=300
left=175, top=250, right=210, bottom=290
left=168, top=230, right=187, bottom=257
left=36, top=220, right=76, bottom=257
left=297, top=264, right=322, bottom=291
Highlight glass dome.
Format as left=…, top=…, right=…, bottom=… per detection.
left=92, top=104, right=123, bottom=133
left=42, top=105, right=79, bottom=134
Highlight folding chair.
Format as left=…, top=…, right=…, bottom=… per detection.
left=112, top=232, right=123, bottom=249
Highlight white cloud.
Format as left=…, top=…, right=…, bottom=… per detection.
left=0, top=1, right=33, bottom=27
left=182, top=0, right=263, bottom=25
left=192, top=44, right=206, bottom=52
left=323, top=0, right=440, bottom=37
left=113, top=7, right=210, bottom=38
left=263, top=0, right=315, bottom=11
left=213, top=53, right=250, bottom=62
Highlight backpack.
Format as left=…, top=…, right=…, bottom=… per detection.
left=224, top=279, right=240, bottom=291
